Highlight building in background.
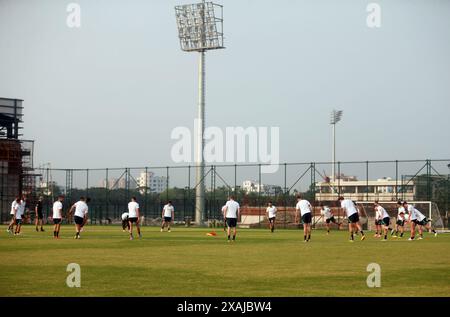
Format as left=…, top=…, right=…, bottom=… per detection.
left=0, top=97, right=36, bottom=223
left=136, top=171, right=168, bottom=194
left=242, top=180, right=283, bottom=196
left=99, top=178, right=127, bottom=190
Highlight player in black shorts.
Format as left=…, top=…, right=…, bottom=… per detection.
left=35, top=196, right=45, bottom=232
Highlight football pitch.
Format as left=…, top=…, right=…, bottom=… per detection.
left=1, top=225, right=449, bottom=297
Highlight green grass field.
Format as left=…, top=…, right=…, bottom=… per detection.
left=1, top=225, right=449, bottom=297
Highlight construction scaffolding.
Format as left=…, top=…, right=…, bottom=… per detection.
left=0, top=98, right=37, bottom=223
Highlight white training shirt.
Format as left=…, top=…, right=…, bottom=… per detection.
left=341, top=199, right=358, bottom=217
left=225, top=200, right=240, bottom=219
left=375, top=206, right=389, bottom=219
left=74, top=201, right=88, bottom=218
left=10, top=200, right=19, bottom=215
left=397, top=207, right=406, bottom=220
left=121, top=212, right=129, bottom=221
left=128, top=201, right=140, bottom=218
left=18, top=200, right=26, bottom=217
left=321, top=206, right=332, bottom=219
left=53, top=201, right=63, bottom=219
left=163, top=204, right=174, bottom=218
left=266, top=206, right=277, bottom=218
left=296, top=200, right=312, bottom=216
left=414, top=208, right=426, bottom=222
left=406, top=205, right=417, bottom=220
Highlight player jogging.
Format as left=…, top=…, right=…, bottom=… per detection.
left=7, top=196, right=20, bottom=234
left=295, top=195, right=312, bottom=243
left=320, top=203, right=340, bottom=234
left=266, top=201, right=277, bottom=233
left=68, top=197, right=89, bottom=239
left=223, top=196, right=240, bottom=243
left=52, top=195, right=64, bottom=239
left=128, top=197, right=141, bottom=240
left=13, top=197, right=26, bottom=235
left=161, top=201, right=174, bottom=232
left=374, top=201, right=391, bottom=241
left=338, top=196, right=365, bottom=242
left=391, top=201, right=406, bottom=238
left=121, top=212, right=130, bottom=232
left=35, top=196, right=45, bottom=232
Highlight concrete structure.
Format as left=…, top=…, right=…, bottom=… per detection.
left=242, top=180, right=283, bottom=196
left=136, top=171, right=168, bottom=194
left=315, top=177, right=416, bottom=202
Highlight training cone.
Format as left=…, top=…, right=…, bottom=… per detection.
left=206, top=232, right=217, bottom=237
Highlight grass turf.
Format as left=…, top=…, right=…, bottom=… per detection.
left=0, top=225, right=449, bottom=297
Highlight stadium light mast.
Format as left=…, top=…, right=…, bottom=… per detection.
left=330, top=110, right=343, bottom=184
left=175, top=0, right=224, bottom=225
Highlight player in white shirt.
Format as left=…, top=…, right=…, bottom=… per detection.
left=68, top=197, right=90, bottom=239
left=295, top=195, right=312, bottom=242
left=121, top=212, right=130, bottom=232
left=403, top=202, right=437, bottom=240
left=373, top=203, right=383, bottom=238
left=14, top=197, right=27, bottom=235
left=266, top=201, right=277, bottom=233
left=7, top=196, right=20, bottom=234
left=338, top=197, right=366, bottom=242
left=374, top=201, right=391, bottom=241
left=320, top=203, right=341, bottom=234
left=161, top=201, right=175, bottom=232
left=127, top=197, right=141, bottom=240
left=391, top=201, right=406, bottom=238
left=52, top=195, right=64, bottom=239
left=223, top=196, right=240, bottom=242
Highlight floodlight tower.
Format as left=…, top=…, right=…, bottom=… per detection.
left=175, top=1, right=224, bottom=225
left=330, top=110, right=343, bottom=183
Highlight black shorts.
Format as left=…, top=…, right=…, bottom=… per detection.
left=164, top=217, right=172, bottom=222
left=412, top=219, right=420, bottom=225
left=226, top=218, right=237, bottom=228
left=301, top=213, right=312, bottom=224
left=37, top=212, right=44, bottom=220
left=348, top=213, right=359, bottom=224
left=326, top=216, right=336, bottom=224
left=53, top=218, right=61, bottom=225
left=74, top=216, right=84, bottom=225
left=128, top=217, right=138, bottom=223
left=382, top=217, right=390, bottom=226
left=418, top=218, right=429, bottom=226
left=375, top=220, right=382, bottom=226
left=268, top=217, right=276, bottom=223
left=396, top=219, right=405, bottom=226
left=15, top=219, right=23, bottom=225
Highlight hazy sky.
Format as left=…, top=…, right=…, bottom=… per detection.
left=1, top=0, right=449, bottom=172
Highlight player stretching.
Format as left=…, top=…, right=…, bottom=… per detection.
left=338, top=197, right=365, bottom=242
left=121, top=212, right=130, bottom=232
left=223, top=196, right=240, bottom=243
left=320, top=203, right=340, bottom=234
left=68, top=197, right=89, bottom=239
left=161, top=201, right=174, bottom=232
left=391, top=201, right=405, bottom=238
left=374, top=201, right=391, bottom=241
left=35, top=196, right=45, bottom=232
left=52, top=195, right=64, bottom=239
left=266, top=201, right=277, bottom=233
left=295, top=195, right=312, bottom=243
left=403, top=202, right=437, bottom=240
left=128, top=197, right=141, bottom=240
